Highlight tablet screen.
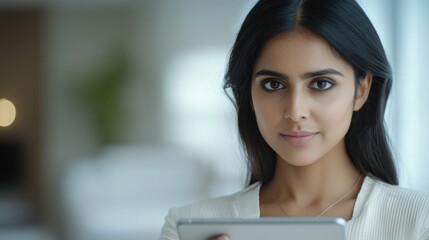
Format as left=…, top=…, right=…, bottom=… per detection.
left=177, top=217, right=347, bottom=240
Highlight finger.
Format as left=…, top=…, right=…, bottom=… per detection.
left=209, top=234, right=230, bottom=240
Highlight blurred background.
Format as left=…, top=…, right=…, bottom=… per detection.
left=0, top=0, right=428, bottom=239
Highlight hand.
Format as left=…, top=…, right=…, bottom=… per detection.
left=209, top=235, right=230, bottom=240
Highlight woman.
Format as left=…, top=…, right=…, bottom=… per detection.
left=160, top=0, right=429, bottom=239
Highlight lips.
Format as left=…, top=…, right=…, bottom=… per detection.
left=280, top=131, right=318, bottom=146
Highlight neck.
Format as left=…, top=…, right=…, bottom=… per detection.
left=262, top=146, right=361, bottom=207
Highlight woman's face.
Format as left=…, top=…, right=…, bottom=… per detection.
left=251, top=29, right=370, bottom=167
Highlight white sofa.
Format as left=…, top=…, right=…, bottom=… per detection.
left=62, top=145, right=214, bottom=240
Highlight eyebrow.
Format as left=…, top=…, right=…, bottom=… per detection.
left=255, top=68, right=344, bottom=80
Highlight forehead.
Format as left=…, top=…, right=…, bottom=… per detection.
left=254, top=29, right=353, bottom=76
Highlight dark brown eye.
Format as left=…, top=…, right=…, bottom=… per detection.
left=263, top=80, right=285, bottom=91
left=310, top=80, right=334, bottom=90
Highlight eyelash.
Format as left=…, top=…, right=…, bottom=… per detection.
left=261, top=78, right=335, bottom=92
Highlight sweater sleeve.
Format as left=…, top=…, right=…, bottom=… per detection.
left=158, top=183, right=260, bottom=240
left=159, top=208, right=180, bottom=240
left=418, top=194, right=429, bottom=240
left=421, top=228, right=429, bottom=240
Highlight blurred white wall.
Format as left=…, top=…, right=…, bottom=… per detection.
left=360, top=0, right=429, bottom=191
left=41, top=0, right=257, bottom=182
left=392, top=0, right=429, bottom=191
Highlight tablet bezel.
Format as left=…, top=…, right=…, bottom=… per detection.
left=177, top=217, right=347, bottom=240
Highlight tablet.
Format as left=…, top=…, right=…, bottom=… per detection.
left=177, top=217, right=347, bottom=240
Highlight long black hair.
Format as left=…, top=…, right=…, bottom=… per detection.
left=224, top=0, right=398, bottom=185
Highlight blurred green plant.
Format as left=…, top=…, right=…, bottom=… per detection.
left=72, top=46, right=133, bottom=146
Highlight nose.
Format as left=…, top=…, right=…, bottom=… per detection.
left=284, top=89, right=309, bottom=122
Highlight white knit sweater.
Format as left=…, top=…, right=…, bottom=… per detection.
left=160, top=176, right=429, bottom=240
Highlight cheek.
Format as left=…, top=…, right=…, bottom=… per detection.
left=253, top=99, right=278, bottom=131
left=314, top=94, right=354, bottom=132
left=251, top=91, right=282, bottom=133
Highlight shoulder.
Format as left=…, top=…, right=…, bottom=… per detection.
left=369, top=177, right=429, bottom=208
left=170, top=182, right=261, bottom=219
left=349, top=176, right=429, bottom=239
left=364, top=177, right=429, bottom=237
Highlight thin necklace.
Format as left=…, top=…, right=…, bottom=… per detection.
left=270, top=174, right=362, bottom=218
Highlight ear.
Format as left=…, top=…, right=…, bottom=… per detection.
left=353, top=73, right=372, bottom=111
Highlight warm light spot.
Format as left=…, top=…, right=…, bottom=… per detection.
left=0, top=98, right=17, bottom=127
